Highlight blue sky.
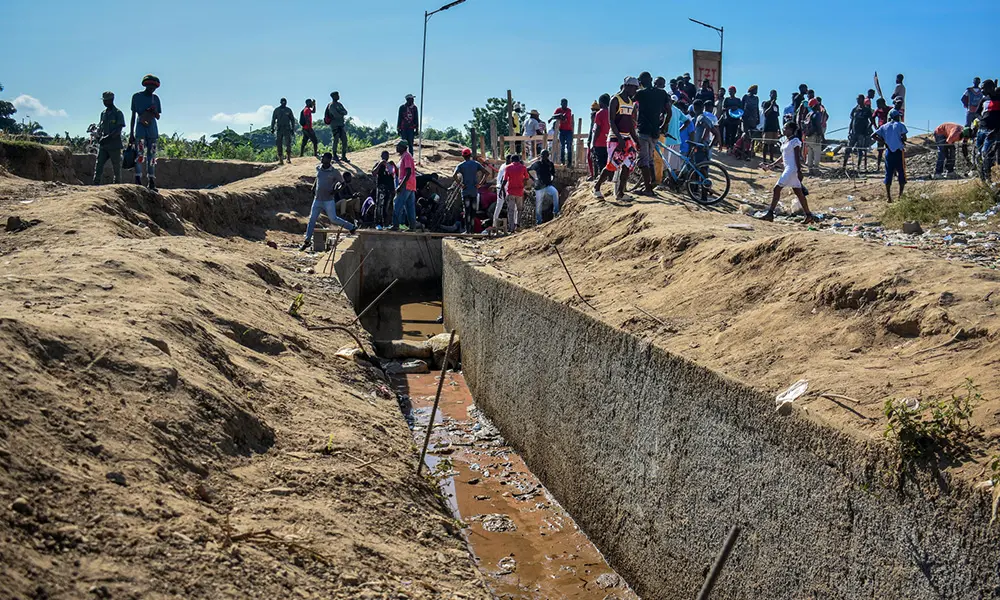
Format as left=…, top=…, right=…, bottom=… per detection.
left=2, top=0, right=996, bottom=140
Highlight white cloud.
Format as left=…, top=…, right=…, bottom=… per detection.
left=13, top=95, right=68, bottom=118
left=211, top=105, right=273, bottom=126
left=183, top=132, right=208, bottom=141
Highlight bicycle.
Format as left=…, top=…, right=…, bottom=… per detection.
left=627, top=136, right=731, bottom=205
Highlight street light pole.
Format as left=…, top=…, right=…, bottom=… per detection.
left=689, top=18, right=724, bottom=90
left=418, top=0, right=467, bottom=163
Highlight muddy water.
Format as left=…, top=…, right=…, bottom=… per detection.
left=386, top=302, right=637, bottom=599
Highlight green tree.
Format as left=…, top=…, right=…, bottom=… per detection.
left=466, top=97, right=524, bottom=149
left=0, top=82, right=18, bottom=132
left=423, top=126, right=469, bottom=146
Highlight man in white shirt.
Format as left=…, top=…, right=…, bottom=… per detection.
left=892, top=73, right=906, bottom=111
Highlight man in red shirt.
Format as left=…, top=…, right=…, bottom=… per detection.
left=933, top=122, right=972, bottom=178
left=499, top=155, right=533, bottom=233
left=549, top=99, right=574, bottom=166
left=299, top=99, right=318, bottom=157
left=590, top=94, right=611, bottom=182
left=392, top=141, right=418, bottom=230
left=871, top=98, right=890, bottom=169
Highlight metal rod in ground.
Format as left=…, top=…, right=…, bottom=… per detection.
left=323, top=229, right=343, bottom=277
left=417, top=329, right=457, bottom=476
left=695, top=525, right=742, bottom=600
left=552, top=244, right=596, bottom=311
left=337, top=248, right=374, bottom=295
left=349, top=279, right=398, bottom=326
left=301, top=324, right=371, bottom=360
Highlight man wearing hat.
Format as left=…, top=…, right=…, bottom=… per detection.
left=129, top=74, right=162, bottom=191
left=324, top=92, right=349, bottom=162
left=271, top=98, right=296, bottom=164
left=93, top=92, right=125, bottom=185
left=397, top=94, right=419, bottom=155
left=523, top=109, right=544, bottom=158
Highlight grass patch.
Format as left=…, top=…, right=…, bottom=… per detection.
left=881, top=181, right=998, bottom=228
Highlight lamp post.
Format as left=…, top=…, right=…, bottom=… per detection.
left=418, top=0, right=467, bottom=163
left=689, top=18, right=724, bottom=90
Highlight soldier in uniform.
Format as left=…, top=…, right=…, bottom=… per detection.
left=271, top=98, right=296, bottom=164
left=129, top=74, right=162, bottom=191
left=93, top=91, right=125, bottom=185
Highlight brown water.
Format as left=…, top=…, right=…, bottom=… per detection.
left=385, top=301, right=637, bottom=599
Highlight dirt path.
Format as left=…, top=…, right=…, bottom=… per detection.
left=0, top=168, right=490, bottom=598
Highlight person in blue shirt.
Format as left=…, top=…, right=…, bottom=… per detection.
left=129, top=74, right=162, bottom=191
left=872, top=109, right=908, bottom=202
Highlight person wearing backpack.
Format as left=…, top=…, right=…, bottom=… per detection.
left=299, top=99, right=318, bottom=157
left=804, top=99, right=825, bottom=174
left=325, top=92, right=349, bottom=162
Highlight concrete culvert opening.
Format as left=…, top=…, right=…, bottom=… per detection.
left=333, top=231, right=639, bottom=598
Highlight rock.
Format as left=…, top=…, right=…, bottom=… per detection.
left=339, top=572, right=361, bottom=586
left=5, top=216, right=41, bottom=232
left=266, top=240, right=278, bottom=249
left=902, top=221, right=923, bottom=235
left=477, top=513, right=516, bottom=532
left=11, top=497, right=31, bottom=515
left=595, top=572, right=621, bottom=589
left=263, top=487, right=295, bottom=496
left=141, top=336, right=171, bottom=356
left=428, top=332, right=460, bottom=369
left=105, top=471, right=127, bottom=486
left=374, top=339, right=432, bottom=359
left=497, top=556, right=517, bottom=575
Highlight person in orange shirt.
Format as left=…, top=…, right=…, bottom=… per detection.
left=933, top=122, right=973, bottom=178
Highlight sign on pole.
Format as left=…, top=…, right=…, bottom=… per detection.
left=692, top=50, right=722, bottom=93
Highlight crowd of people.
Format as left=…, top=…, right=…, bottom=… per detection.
left=88, top=69, right=999, bottom=242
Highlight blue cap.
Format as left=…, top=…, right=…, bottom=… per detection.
left=889, top=109, right=901, bottom=121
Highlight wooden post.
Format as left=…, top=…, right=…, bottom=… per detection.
left=470, top=127, right=478, bottom=158
left=506, top=90, right=514, bottom=139
left=490, top=119, right=498, bottom=158
left=479, top=134, right=487, bottom=160
left=576, top=117, right=584, bottom=169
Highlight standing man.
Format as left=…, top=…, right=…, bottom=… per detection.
left=963, top=78, right=984, bottom=127
left=549, top=99, right=575, bottom=166
left=844, top=94, right=873, bottom=172
left=695, top=79, right=715, bottom=103
left=300, top=99, right=319, bottom=157
left=681, top=74, right=697, bottom=102
left=500, top=155, right=531, bottom=232
left=300, top=152, right=355, bottom=251
left=371, top=150, right=396, bottom=229
left=761, top=90, right=781, bottom=162
left=93, top=91, right=125, bottom=185
left=593, top=76, right=640, bottom=202
left=873, top=109, right=908, bottom=202
left=742, top=85, right=761, bottom=159
left=271, top=98, right=296, bottom=165
left=523, top=109, right=544, bottom=159
left=392, top=140, right=417, bottom=230
left=529, top=149, right=559, bottom=224
left=453, top=148, right=488, bottom=233
left=664, top=92, right=690, bottom=175
left=128, top=74, right=162, bottom=191
left=635, top=72, right=671, bottom=195
left=397, top=94, right=419, bottom=155
left=591, top=94, right=611, bottom=183
left=805, top=99, right=825, bottom=174
left=722, top=86, right=743, bottom=150
left=892, top=74, right=906, bottom=113
left=932, top=122, right=971, bottom=178
left=871, top=97, right=890, bottom=169
left=325, top=92, right=349, bottom=162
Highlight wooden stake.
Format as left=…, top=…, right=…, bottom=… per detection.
left=417, top=329, right=457, bottom=476
left=336, top=248, right=374, bottom=296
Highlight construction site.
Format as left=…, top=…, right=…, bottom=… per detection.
left=2, top=130, right=1000, bottom=600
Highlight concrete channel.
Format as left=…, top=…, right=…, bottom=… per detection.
left=336, top=231, right=1000, bottom=599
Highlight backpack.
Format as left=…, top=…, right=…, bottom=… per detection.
left=324, top=104, right=333, bottom=125
left=300, top=109, right=309, bottom=127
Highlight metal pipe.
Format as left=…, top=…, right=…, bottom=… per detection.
left=336, top=248, right=374, bottom=296
left=695, top=525, right=741, bottom=600
left=349, top=279, right=398, bottom=326
left=417, top=329, right=457, bottom=476
left=418, top=11, right=428, bottom=164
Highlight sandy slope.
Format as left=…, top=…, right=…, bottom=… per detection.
left=479, top=163, right=1000, bottom=480
left=0, top=166, right=490, bottom=598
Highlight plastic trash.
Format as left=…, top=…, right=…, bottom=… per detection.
left=847, top=195, right=854, bottom=202
left=775, top=379, right=809, bottom=415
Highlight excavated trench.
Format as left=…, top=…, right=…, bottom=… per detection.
left=335, top=231, right=638, bottom=599
left=334, top=229, right=1000, bottom=600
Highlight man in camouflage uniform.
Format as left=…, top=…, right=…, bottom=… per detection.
left=271, top=98, right=296, bottom=164
left=93, top=91, right=125, bottom=185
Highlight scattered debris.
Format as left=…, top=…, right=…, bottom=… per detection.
left=776, top=379, right=809, bottom=415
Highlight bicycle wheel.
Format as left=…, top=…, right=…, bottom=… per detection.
left=686, top=160, right=731, bottom=205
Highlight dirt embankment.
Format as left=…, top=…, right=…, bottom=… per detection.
left=0, top=167, right=490, bottom=598
left=481, top=177, right=1000, bottom=478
